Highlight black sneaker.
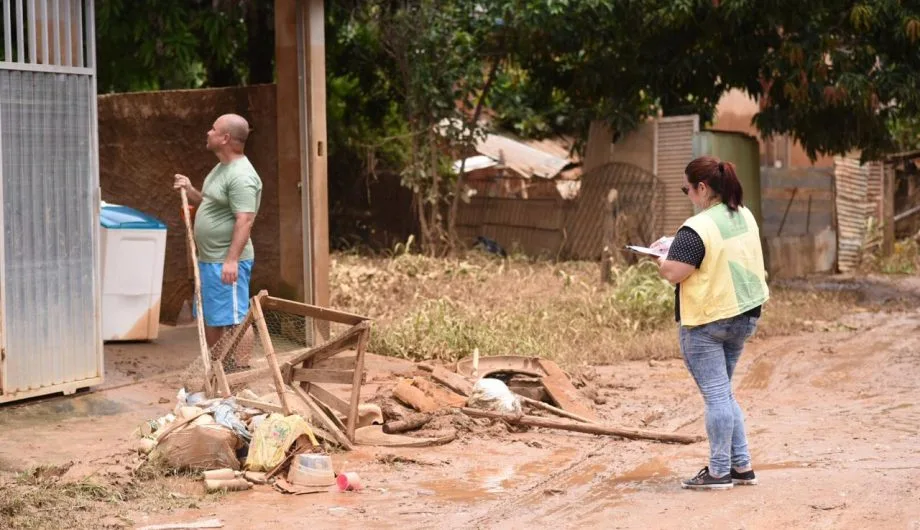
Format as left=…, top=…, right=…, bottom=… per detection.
left=681, top=466, right=733, bottom=490
left=731, top=468, right=758, bottom=485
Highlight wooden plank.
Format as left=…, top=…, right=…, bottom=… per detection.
left=307, top=383, right=350, bottom=417
left=286, top=323, right=365, bottom=367
left=179, top=188, right=213, bottom=395
left=262, top=296, right=367, bottom=326
left=252, top=295, right=293, bottom=415
left=225, top=367, right=272, bottom=387
left=413, top=378, right=467, bottom=408
left=393, top=379, right=439, bottom=413
left=538, top=359, right=598, bottom=421
left=461, top=408, right=703, bottom=444
left=290, top=368, right=357, bottom=385
left=236, top=398, right=285, bottom=414
left=517, top=394, right=597, bottom=424
left=418, top=364, right=473, bottom=396
left=292, top=386, right=353, bottom=450
left=345, top=327, right=368, bottom=442
left=212, top=360, right=232, bottom=397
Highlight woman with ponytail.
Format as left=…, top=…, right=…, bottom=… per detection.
left=657, top=156, right=769, bottom=490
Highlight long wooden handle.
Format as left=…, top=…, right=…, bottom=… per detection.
left=461, top=408, right=704, bottom=445
left=180, top=188, right=213, bottom=395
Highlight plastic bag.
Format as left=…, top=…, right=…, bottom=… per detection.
left=208, top=399, right=252, bottom=442
left=246, top=414, right=317, bottom=472
left=467, top=378, right=522, bottom=414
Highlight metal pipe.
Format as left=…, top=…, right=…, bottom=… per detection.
left=39, top=0, right=46, bottom=64
left=15, top=0, right=23, bottom=61
left=52, top=0, right=59, bottom=65
left=61, top=0, right=68, bottom=65
left=72, top=0, right=79, bottom=66
left=26, top=0, right=34, bottom=62
left=4, top=0, right=12, bottom=61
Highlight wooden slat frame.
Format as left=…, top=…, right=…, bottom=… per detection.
left=203, top=290, right=372, bottom=447
left=262, top=295, right=366, bottom=326
left=290, top=368, right=359, bottom=385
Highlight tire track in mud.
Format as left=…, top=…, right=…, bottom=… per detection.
left=462, top=310, right=920, bottom=528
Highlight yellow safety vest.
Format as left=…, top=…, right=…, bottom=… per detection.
left=678, top=203, right=769, bottom=326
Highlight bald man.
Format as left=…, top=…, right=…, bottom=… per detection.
left=174, top=114, right=263, bottom=362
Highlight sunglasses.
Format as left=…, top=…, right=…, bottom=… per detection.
left=681, top=185, right=690, bottom=195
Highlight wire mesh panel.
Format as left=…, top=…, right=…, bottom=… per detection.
left=563, top=162, right=664, bottom=259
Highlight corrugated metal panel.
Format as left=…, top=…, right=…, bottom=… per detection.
left=563, top=162, right=662, bottom=260
left=476, top=133, right=571, bottom=179
left=0, top=70, right=99, bottom=395
left=655, top=116, right=698, bottom=234
left=834, top=156, right=871, bottom=272
left=866, top=160, right=884, bottom=220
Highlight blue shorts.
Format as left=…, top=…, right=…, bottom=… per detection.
left=193, top=260, right=253, bottom=327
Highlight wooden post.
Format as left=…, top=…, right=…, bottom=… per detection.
left=882, top=163, right=895, bottom=256
left=275, top=0, right=306, bottom=302
left=179, top=189, right=213, bottom=395
left=601, top=188, right=618, bottom=283
left=250, top=293, right=293, bottom=415
left=304, top=0, right=330, bottom=342
left=344, top=327, right=368, bottom=442
left=275, top=0, right=330, bottom=342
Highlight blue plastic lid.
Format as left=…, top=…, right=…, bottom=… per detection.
left=100, top=202, right=167, bottom=230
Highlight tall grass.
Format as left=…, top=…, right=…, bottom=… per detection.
left=348, top=255, right=676, bottom=364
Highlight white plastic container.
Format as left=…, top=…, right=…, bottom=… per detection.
left=100, top=202, right=167, bottom=341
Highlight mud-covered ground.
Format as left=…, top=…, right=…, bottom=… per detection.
left=1, top=276, right=919, bottom=529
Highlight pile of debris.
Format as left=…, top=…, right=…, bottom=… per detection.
left=133, top=290, right=701, bottom=497
left=373, top=354, right=703, bottom=445
left=135, top=388, right=370, bottom=495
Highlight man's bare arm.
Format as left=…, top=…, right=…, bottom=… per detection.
left=221, top=212, right=256, bottom=284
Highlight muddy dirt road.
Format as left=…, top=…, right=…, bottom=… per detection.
left=2, top=304, right=919, bottom=528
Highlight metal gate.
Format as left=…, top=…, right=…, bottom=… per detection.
left=0, top=0, right=101, bottom=401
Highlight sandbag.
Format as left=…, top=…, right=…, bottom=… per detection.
left=154, top=424, right=242, bottom=471
left=467, top=378, right=522, bottom=414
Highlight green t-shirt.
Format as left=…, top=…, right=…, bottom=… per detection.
left=194, top=156, right=263, bottom=263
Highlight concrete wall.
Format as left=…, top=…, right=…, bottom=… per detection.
left=712, top=89, right=834, bottom=169
left=98, top=85, right=281, bottom=324
left=610, top=121, right=656, bottom=174
left=764, top=228, right=837, bottom=279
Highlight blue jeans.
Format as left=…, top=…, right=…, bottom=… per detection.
left=679, top=314, right=758, bottom=477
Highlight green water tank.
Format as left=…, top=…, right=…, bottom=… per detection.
left=692, top=130, right=763, bottom=226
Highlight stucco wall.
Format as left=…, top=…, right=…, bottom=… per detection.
left=97, top=85, right=280, bottom=324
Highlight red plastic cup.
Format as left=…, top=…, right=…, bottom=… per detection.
left=336, top=472, right=363, bottom=492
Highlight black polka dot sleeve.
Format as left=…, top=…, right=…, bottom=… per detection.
left=666, top=227, right=705, bottom=268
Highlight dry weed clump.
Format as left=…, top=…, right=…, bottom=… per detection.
left=330, top=248, right=909, bottom=366
left=0, top=464, right=200, bottom=530
left=331, top=252, right=677, bottom=365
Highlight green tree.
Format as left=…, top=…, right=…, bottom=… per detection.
left=95, top=0, right=273, bottom=93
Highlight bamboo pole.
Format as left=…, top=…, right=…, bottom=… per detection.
left=180, top=188, right=213, bottom=395
left=461, top=408, right=704, bottom=445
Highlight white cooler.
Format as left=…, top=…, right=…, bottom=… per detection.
left=100, top=202, right=167, bottom=341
